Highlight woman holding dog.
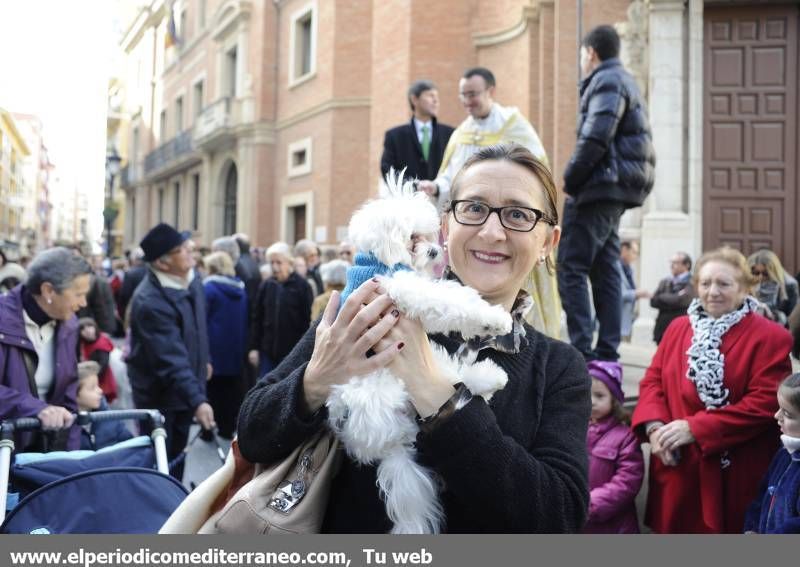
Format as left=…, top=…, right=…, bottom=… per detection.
left=237, top=144, right=591, bottom=533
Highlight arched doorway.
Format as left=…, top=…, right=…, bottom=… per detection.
left=223, top=162, right=238, bottom=235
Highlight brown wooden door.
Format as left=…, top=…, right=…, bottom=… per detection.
left=703, top=4, right=799, bottom=274
left=292, top=204, right=306, bottom=243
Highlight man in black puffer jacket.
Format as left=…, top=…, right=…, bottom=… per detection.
left=558, top=25, right=655, bottom=362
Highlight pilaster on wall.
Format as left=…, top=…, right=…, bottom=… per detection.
left=537, top=1, right=556, bottom=165
left=633, top=0, right=697, bottom=343
left=553, top=0, right=579, bottom=183
left=368, top=0, right=411, bottom=195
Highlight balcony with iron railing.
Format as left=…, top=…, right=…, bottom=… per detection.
left=144, top=130, right=196, bottom=177
left=193, top=97, right=241, bottom=150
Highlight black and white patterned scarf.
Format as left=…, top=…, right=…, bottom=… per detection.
left=442, top=267, right=531, bottom=356
left=686, top=295, right=758, bottom=409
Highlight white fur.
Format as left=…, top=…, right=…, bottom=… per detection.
left=328, top=169, right=512, bottom=534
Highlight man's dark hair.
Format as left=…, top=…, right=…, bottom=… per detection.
left=462, top=67, right=496, bottom=88
left=679, top=252, right=692, bottom=271
left=407, top=79, right=436, bottom=111
left=621, top=241, right=634, bottom=251
left=582, top=25, right=620, bottom=61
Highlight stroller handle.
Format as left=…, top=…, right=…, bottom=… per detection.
left=1, top=410, right=166, bottom=439
left=76, top=409, right=165, bottom=427
left=0, top=418, right=41, bottom=434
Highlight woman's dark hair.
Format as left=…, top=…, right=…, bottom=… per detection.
left=582, top=25, right=620, bottom=61
left=26, top=247, right=92, bottom=294
left=448, top=143, right=559, bottom=273
left=780, top=373, right=800, bottom=413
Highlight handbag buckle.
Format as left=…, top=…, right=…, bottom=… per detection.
left=269, top=479, right=306, bottom=513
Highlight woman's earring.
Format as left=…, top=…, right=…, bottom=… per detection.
left=47, top=298, right=52, bottom=305
left=443, top=241, right=448, bottom=252
left=539, top=255, right=546, bottom=265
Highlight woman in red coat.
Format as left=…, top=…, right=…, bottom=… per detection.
left=632, top=246, right=792, bottom=533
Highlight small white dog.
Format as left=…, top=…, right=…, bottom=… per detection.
left=326, top=170, right=512, bottom=534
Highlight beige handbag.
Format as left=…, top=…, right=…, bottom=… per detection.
left=209, top=430, right=341, bottom=534
left=161, top=430, right=341, bottom=534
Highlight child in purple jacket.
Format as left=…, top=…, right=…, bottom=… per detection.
left=582, top=360, right=644, bottom=533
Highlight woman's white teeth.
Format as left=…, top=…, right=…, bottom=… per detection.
left=474, top=251, right=505, bottom=261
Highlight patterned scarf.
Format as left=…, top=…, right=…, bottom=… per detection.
left=686, top=296, right=758, bottom=409
left=442, top=267, right=532, bottom=356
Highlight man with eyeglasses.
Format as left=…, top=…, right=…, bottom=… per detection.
left=416, top=67, right=559, bottom=338
left=558, top=25, right=655, bottom=361
left=380, top=80, right=454, bottom=186
left=418, top=68, right=547, bottom=209
left=128, top=223, right=215, bottom=480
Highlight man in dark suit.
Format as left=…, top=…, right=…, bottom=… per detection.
left=380, top=80, right=454, bottom=183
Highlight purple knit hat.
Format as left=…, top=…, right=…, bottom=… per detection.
left=587, top=360, right=624, bottom=403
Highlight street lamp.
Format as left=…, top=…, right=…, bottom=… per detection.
left=104, top=148, right=122, bottom=257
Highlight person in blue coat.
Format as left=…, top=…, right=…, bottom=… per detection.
left=127, top=223, right=214, bottom=480
left=744, top=373, right=800, bottom=534
left=202, top=251, right=248, bottom=439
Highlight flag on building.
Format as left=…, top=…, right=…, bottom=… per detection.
left=165, top=2, right=179, bottom=49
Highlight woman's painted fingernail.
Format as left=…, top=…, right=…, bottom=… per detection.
left=397, top=342, right=405, bottom=350
left=391, top=309, right=400, bottom=318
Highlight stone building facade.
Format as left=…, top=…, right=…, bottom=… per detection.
left=0, top=109, right=31, bottom=255
left=115, top=0, right=800, bottom=342
left=117, top=0, right=633, bottom=250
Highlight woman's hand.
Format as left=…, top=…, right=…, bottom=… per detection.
left=37, top=405, right=74, bottom=430
left=248, top=350, right=259, bottom=368
left=383, top=315, right=456, bottom=418
left=648, top=426, right=678, bottom=467
left=649, top=419, right=694, bottom=466
left=303, top=279, right=403, bottom=412
left=656, top=419, right=695, bottom=452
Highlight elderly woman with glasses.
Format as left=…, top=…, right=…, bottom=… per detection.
left=237, top=144, right=591, bottom=533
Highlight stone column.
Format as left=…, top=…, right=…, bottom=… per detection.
left=632, top=0, right=697, bottom=343
left=200, top=154, right=214, bottom=241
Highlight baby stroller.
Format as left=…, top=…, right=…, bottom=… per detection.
left=0, top=409, right=188, bottom=534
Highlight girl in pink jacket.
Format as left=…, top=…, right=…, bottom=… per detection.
left=583, top=360, right=644, bottom=533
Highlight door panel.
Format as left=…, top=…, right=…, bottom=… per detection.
left=703, top=5, right=798, bottom=273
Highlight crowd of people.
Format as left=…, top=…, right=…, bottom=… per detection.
left=1, top=24, right=798, bottom=534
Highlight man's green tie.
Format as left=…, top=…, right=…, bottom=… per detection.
left=421, top=124, right=431, bottom=161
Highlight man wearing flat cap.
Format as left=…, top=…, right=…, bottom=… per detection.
left=127, top=223, right=215, bottom=479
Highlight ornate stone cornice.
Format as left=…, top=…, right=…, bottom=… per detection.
left=212, top=0, right=253, bottom=41
left=472, top=4, right=540, bottom=48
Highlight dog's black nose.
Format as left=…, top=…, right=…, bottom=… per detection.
left=428, top=248, right=439, bottom=259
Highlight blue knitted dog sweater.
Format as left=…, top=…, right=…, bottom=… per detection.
left=338, top=252, right=412, bottom=310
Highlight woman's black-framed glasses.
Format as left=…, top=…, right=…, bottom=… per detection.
left=449, top=200, right=555, bottom=232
